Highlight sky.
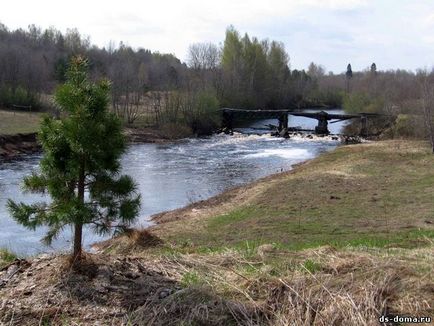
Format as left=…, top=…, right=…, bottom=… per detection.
left=1, top=0, right=434, bottom=73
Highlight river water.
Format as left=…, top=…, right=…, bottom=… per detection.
left=0, top=110, right=346, bottom=255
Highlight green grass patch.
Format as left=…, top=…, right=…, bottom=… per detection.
left=208, top=206, right=258, bottom=230
left=181, top=271, right=202, bottom=287
left=301, top=259, right=322, bottom=273
left=164, top=225, right=434, bottom=255
left=0, top=248, right=17, bottom=268
left=0, top=109, right=44, bottom=135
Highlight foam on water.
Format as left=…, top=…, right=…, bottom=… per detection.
left=289, top=134, right=340, bottom=142
left=244, top=148, right=312, bottom=159
left=197, top=132, right=275, bottom=149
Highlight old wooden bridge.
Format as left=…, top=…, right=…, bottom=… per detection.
left=221, top=108, right=381, bottom=135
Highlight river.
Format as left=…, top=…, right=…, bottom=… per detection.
left=0, top=109, right=347, bottom=255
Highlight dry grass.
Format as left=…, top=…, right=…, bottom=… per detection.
left=1, top=244, right=432, bottom=325
left=93, top=229, right=163, bottom=254
left=0, top=109, right=43, bottom=135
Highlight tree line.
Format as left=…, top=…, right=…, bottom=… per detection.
left=0, top=23, right=337, bottom=112
left=1, top=22, right=433, bottom=147
left=0, top=23, right=186, bottom=112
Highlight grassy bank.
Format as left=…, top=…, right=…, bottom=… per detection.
left=1, top=140, right=433, bottom=325
left=151, top=140, right=434, bottom=252
left=0, top=109, right=193, bottom=143
left=0, top=109, right=43, bottom=135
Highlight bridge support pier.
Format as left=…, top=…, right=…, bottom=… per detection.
left=360, top=116, right=368, bottom=137
left=315, top=112, right=330, bottom=134
left=222, top=111, right=233, bottom=134
left=278, top=113, right=289, bottom=137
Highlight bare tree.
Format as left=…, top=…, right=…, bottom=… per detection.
left=187, top=42, right=219, bottom=70
left=187, top=42, right=220, bottom=91
left=419, top=70, right=434, bottom=153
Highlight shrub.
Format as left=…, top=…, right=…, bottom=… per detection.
left=343, top=92, right=373, bottom=113
left=158, top=90, right=221, bottom=138
left=382, top=114, right=427, bottom=139
left=159, top=122, right=193, bottom=139
left=307, top=88, right=344, bottom=107
left=187, top=91, right=220, bottom=135
left=0, top=86, right=42, bottom=110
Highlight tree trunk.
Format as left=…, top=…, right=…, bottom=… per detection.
left=73, top=222, right=82, bottom=261
left=424, top=106, right=434, bottom=153
left=422, top=81, right=434, bottom=154
left=72, top=159, right=85, bottom=261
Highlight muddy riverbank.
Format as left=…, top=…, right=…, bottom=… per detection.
left=0, top=134, right=40, bottom=160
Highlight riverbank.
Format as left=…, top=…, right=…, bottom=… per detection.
left=1, top=140, right=433, bottom=325
left=149, top=139, right=434, bottom=250
left=0, top=110, right=43, bottom=159
left=123, top=126, right=186, bottom=143
left=0, top=128, right=174, bottom=160
left=0, top=133, right=41, bottom=160
left=0, top=106, right=181, bottom=160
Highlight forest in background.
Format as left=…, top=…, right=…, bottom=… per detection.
left=0, top=22, right=433, bottom=141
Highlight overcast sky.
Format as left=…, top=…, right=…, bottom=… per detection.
left=2, top=0, right=434, bottom=73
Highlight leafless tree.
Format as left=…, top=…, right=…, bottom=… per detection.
left=419, top=70, right=434, bottom=153
left=187, top=42, right=220, bottom=70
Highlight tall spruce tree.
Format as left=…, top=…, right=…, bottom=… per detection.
left=370, top=62, right=377, bottom=76
left=7, top=56, right=141, bottom=261
left=345, top=63, right=353, bottom=93
left=346, top=63, right=353, bottom=79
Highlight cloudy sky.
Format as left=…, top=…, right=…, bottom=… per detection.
left=1, top=0, right=434, bottom=73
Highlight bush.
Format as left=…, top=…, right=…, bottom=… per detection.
left=158, top=90, right=221, bottom=137
left=342, top=92, right=383, bottom=113
left=307, top=89, right=344, bottom=107
left=382, top=114, right=427, bottom=139
left=0, top=86, right=42, bottom=110
left=322, top=89, right=344, bottom=107
left=187, top=91, right=220, bottom=135
left=159, top=122, right=193, bottom=139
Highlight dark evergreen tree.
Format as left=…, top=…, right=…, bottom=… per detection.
left=346, top=63, right=353, bottom=93
left=7, top=56, right=141, bottom=261
left=370, top=62, right=377, bottom=75
left=346, top=64, right=353, bottom=79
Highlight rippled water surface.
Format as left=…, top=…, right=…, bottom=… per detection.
left=0, top=111, right=346, bottom=255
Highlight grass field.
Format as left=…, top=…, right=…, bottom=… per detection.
left=0, top=109, right=43, bottom=135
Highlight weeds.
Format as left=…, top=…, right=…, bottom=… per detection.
left=0, top=248, right=17, bottom=268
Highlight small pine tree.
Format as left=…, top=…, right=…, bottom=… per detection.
left=7, top=56, right=141, bottom=261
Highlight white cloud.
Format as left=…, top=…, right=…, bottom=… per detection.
left=298, top=0, right=368, bottom=10
left=424, top=13, right=434, bottom=25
